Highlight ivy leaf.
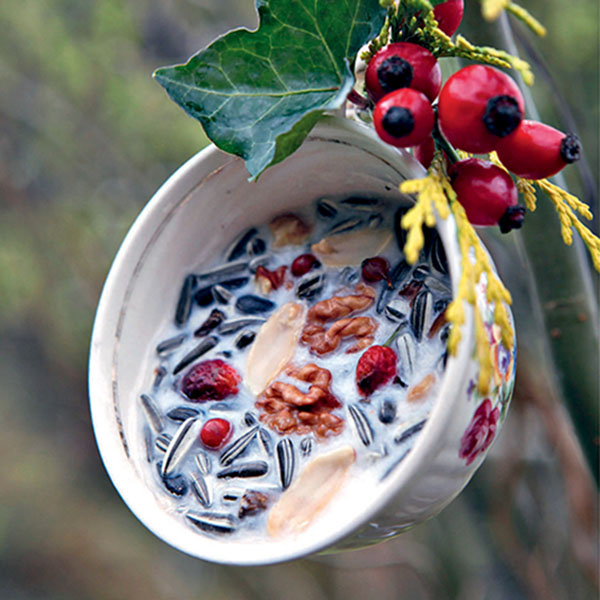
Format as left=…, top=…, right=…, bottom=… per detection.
left=154, top=0, right=386, bottom=179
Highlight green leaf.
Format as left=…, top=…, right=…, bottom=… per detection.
left=154, top=0, right=386, bottom=179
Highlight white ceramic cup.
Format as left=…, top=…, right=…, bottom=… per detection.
left=89, top=116, right=516, bottom=565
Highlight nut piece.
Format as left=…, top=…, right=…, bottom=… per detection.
left=269, top=214, right=312, bottom=247
left=407, top=373, right=436, bottom=402
left=311, top=228, right=393, bottom=267
left=301, top=284, right=378, bottom=354
left=267, top=445, right=356, bottom=537
left=246, top=302, right=307, bottom=395
left=257, top=364, right=343, bottom=438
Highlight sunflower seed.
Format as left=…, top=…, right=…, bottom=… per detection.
left=276, top=438, right=295, bottom=490
left=152, top=365, right=167, bottom=389
left=186, top=511, right=236, bottom=534
left=156, top=333, right=187, bottom=356
left=235, top=295, right=275, bottom=315
left=139, top=393, right=164, bottom=434
left=190, top=472, right=212, bottom=507
left=394, top=419, right=427, bottom=445
left=384, top=299, right=408, bottom=324
left=411, top=290, right=434, bottom=342
left=380, top=449, right=410, bottom=481
left=172, top=336, right=218, bottom=375
left=424, top=275, right=451, bottom=295
left=368, top=213, right=384, bottom=228
left=338, top=266, right=359, bottom=285
left=222, top=490, right=242, bottom=502
left=258, top=428, right=273, bottom=456
left=194, top=308, right=226, bottom=337
left=296, top=273, right=325, bottom=299
left=341, top=196, right=379, bottom=207
left=243, top=411, right=258, bottom=427
left=156, top=462, right=188, bottom=496
left=195, top=259, right=249, bottom=283
left=248, top=255, right=270, bottom=273
left=225, top=228, right=258, bottom=261
left=235, top=330, right=256, bottom=350
left=430, top=234, right=448, bottom=274
left=248, top=238, right=266, bottom=256
left=161, top=417, right=201, bottom=477
left=328, top=217, right=363, bottom=235
left=393, top=207, right=408, bottom=251
left=348, top=404, right=373, bottom=447
left=300, top=437, right=314, bottom=457
left=218, top=317, right=266, bottom=335
left=217, top=461, right=269, bottom=479
left=220, top=277, right=250, bottom=290
left=212, top=284, right=233, bottom=304
left=144, top=426, right=153, bottom=462
left=167, top=406, right=201, bottom=422
left=194, top=451, right=212, bottom=475
left=175, top=274, right=196, bottom=326
left=219, top=426, right=259, bottom=466
left=379, top=399, right=397, bottom=424
left=376, top=260, right=412, bottom=313
left=395, top=332, right=416, bottom=377
left=155, top=433, right=172, bottom=453
left=316, top=199, right=338, bottom=218
left=194, top=285, right=214, bottom=307
left=412, top=264, right=430, bottom=281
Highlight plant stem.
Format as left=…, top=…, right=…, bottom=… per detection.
left=497, top=13, right=599, bottom=483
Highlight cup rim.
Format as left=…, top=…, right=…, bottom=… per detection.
left=89, top=115, right=474, bottom=565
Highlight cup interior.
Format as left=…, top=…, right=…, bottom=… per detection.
left=89, top=117, right=461, bottom=564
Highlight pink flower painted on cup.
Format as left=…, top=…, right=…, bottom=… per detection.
left=459, top=399, right=500, bottom=465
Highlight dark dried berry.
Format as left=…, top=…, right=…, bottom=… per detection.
left=361, top=256, right=391, bottom=285
left=291, top=253, right=321, bottom=277
left=181, top=359, right=241, bottom=401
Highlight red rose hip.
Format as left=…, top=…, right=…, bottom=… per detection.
left=200, top=418, right=233, bottom=449
left=496, top=120, right=581, bottom=180
left=356, top=345, right=397, bottom=396
left=449, top=158, right=524, bottom=233
left=413, top=135, right=435, bottom=170
left=365, top=42, right=442, bottom=102
left=374, top=88, right=434, bottom=148
left=181, top=359, right=241, bottom=401
left=433, top=0, right=464, bottom=36
left=438, top=65, right=524, bottom=153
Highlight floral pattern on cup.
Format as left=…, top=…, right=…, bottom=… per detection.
left=459, top=398, right=500, bottom=466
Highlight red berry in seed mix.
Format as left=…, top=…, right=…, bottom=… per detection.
left=200, top=418, right=233, bottom=449
left=365, top=42, right=442, bottom=102
left=181, top=359, right=241, bottom=401
left=496, top=120, right=581, bottom=180
left=356, top=345, right=398, bottom=396
left=438, top=65, right=524, bottom=153
left=291, top=253, right=321, bottom=277
left=361, top=256, right=391, bottom=285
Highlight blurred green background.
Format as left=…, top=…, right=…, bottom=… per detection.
left=0, top=1, right=598, bottom=599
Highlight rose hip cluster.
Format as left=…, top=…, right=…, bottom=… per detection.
left=365, top=1, right=581, bottom=233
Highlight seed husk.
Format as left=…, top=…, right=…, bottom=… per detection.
left=194, top=285, right=214, bottom=307
left=152, top=365, right=167, bottom=389
left=217, top=461, right=269, bottom=479
left=296, top=272, right=325, bottom=299
left=258, top=428, right=273, bottom=456
left=156, top=333, right=187, bottom=356
left=243, top=411, right=258, bottom=427
left=379, top=399, right=397, bottom=424
left=219, top=427, right=259, bottom=466
left=300, top=437, right=314, bottom=457
left=194, top=309, right=226, bottom=337
left=186, top=511, right=236, bottom=534
left=143, top=426, right=153, bottom=462
left=410, top=290, right=434, bottom=342
left=139, top=393, right=165, bottom=434
left=235, top=295, right=276, bottom=315
left=218, top=317, right=266, bottom=335
left=248, top=255, right=270, bottom=273
left=276, top=438, right=295, bottom=490
left=175, top=274, right=196, bottom=327
left=327, top=217, right=363, bottom=235
left=430, top=234, right=449, bottom=274
left=195, top=259, right=249, bottom=283
left=395, top=332, right=416, bottom=377
left=340, top=196, right=379, bottom=208
left=394, top=419, right=427, bottom=444
left=316, top=199, right=338, bottom=218
left=348, top=404, right=374, bottom=447
left=156, top=462, right=188, bottom=497
left=384, top=299, right=408, bottom=324
left=213, top=284, right=233, bottom=304
left=172, top=336, right=218, bottom=375
left=248, top=238, right=266, bottom=256
left=166, top=406, right=201, bottom=423
left=161, top=417, right=202, bottom=477
left=190, top=472, right=212, bottom=507
left=235, top=330, right=256, bottom=350
left=380, top=449, right=410, bottom=481
left=155, top=433, right=172, bottom=453
left=194, top=451, right=212, bottom=475
left=225, top=228, right=258, bottom=261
